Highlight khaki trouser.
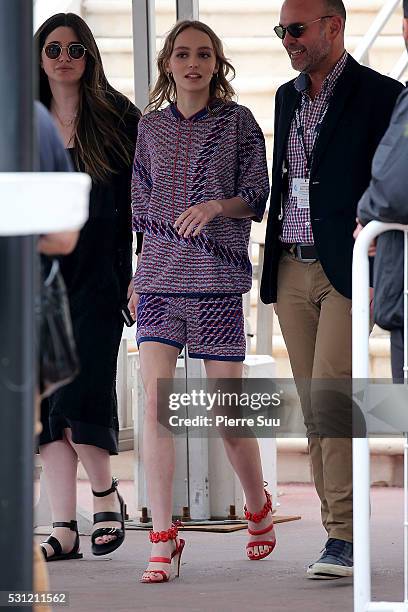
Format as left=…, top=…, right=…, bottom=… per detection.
left=276, top=253, right=353, bottom=543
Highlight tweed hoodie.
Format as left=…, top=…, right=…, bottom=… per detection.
left=131, top=101, right=269, bottom=295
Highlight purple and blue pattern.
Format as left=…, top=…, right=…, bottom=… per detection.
left=136, top=294, right=246, bottom=361
left=131, top=101, right=269, bottom=295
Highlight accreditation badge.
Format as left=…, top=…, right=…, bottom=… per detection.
left=292, top=178, right=310, bottom=209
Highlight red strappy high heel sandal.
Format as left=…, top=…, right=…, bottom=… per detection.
left=245, top=489, right=276, bottom=561
left=141, top=522, right=185, bottom=583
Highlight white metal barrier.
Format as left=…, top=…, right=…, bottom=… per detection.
left=353, top=0, right=401, bottom=67
left=353, top=220, right=408, bottom=612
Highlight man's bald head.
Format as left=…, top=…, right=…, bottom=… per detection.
left=279, top=0, right=346, bottom=75
left=281, top=0, right=346, bottom=19
left=324, top=0, right=346, bottom=21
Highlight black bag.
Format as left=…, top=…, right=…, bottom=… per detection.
left=39, top=257, right=79, bottom=398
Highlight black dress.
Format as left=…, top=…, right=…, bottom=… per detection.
left=40, top=99, right=141, bottom=455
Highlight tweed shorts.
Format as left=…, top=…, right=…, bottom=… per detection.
left=136, top=294, right=246, bottom=361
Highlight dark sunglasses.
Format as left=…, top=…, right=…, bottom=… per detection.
left=44, top=42, right=87, bottom=60
left=274, top=16, right=333, bottom=40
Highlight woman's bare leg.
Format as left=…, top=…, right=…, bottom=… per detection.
left=139, top=342, right=180, bottom=580
left=39, top=435, right=78, bottom=556
left=65, top=429, right=120, bottom=545
left=204, top=360, right=274, bottom=554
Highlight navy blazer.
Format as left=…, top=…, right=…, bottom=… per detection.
left=260, top=55, right=404, bottom=303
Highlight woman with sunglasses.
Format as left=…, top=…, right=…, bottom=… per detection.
left=128, top=20, right=274, bottom=584
left=35, top=12, right=141, bottom=561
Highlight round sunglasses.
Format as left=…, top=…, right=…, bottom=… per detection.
left=43, top=42, right=87, bottom=60
left=274, top=16, right=333, bottom=40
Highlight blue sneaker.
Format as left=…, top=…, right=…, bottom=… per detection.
left=307, top=538, right=353, bottom=579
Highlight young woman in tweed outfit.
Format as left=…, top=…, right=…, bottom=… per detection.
left=129, top=20, right=276, bottom=583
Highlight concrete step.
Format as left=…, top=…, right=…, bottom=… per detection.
left=98, top=34, right=407, bottom=81
left=84, top=0, right=404, bottom=38
left=73, top=442, right=405, bottom=488
left=271, top=332, right=393, bottom=379
left=277, top=438, right=404, bottom=487
left=84, top=0, right=176, bottom=37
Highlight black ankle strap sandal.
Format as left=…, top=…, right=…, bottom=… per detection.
left=91, top=477, right=127, bottom=556
left=41, top=520, right=83, bottom=562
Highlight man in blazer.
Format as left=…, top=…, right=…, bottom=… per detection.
left=261, top=0, right=403, bottom=579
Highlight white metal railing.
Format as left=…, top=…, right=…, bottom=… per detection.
left=353, top=220, right=408, bottom=612
left=353, top=0, right=401, bottom=66
left=390, top=51, right=408, bottom=81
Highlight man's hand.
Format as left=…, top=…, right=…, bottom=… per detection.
left=174, top=200, right=222, bottom=238
left=369, top=287, right=375, bottom=320
left=353, top=218, right=377, bottom=256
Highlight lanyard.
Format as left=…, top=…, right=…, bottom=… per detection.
left=294, top=99, right=330, bottom=174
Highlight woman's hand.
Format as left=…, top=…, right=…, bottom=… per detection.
left=37, top=230, right=79, bottom=255
left=174, top=200, right=222, bottom=238
left=128, top=290, right=139, bottom=322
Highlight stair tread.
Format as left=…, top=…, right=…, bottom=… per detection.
left=84, top=0, right=391, bottom=15
left=96, top=34, right=407, bottom=51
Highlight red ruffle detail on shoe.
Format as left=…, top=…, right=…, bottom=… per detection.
left=149, top=521, right=181, bottom=544
left=244, top=490, right=272, bottom=523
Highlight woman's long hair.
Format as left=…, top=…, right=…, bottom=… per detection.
left=146, top=20, right=236, bottom=113
left=35, top=13, right=137, bottom=182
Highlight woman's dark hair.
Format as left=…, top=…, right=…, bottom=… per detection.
left=35, top=13, right=137, bottom=182
left=147, top=20, right=236, bottom=113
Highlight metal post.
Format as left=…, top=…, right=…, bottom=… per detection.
left=184, top=358, right=210, bottom=519
left=176, top=0, right=199, bottom=20
left=132, top=0, right=156, bottom=112
left=0, top=0, right=35, bottom=608
left=174, top=0, right=205, bottom=518
left=352, top=220, right=373, bottom=612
